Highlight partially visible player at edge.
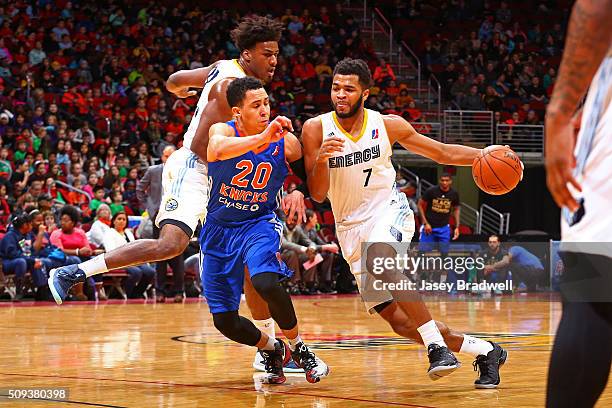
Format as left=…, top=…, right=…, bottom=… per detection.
left=201, top=77, right=328, bottom=384
left=302, top=58, right=507, bottom=387
left=544, top=0, right=612, bottom=406
left=47, top=16, right=308, bottom=373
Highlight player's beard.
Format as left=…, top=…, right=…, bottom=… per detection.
left=334, top=95, right=363, bottom=119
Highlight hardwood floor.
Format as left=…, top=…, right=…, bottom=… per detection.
left=0, top=294, right=609, bottom=407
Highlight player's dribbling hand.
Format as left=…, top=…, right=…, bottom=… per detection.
left=544, top=111, right=582, bottom=212
left=316, top=136, right=344, bottom=164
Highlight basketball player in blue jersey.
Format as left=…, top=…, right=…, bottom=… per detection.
left=545, top=0, right=612, bottom=406
left=303, top=58, right=507, bottom=388
left=201, top=77, right=328, bottom=384
left=48, top=16, right=308, bottom=373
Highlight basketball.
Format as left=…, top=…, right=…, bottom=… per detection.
left=472, top=145, right=523, bottom=195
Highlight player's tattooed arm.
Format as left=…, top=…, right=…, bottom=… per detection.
left=546, top=0, right=612, bottom=119
left=384, top=115, right=480, bottom=165
left=166, top=62, right=219, bottom=97
left=545, top=0, right=611, bottom=211
left=191, top=79, right=234, bottom=161
left=303, top=117, right=343, bottom=203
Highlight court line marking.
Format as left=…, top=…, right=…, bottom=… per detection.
left=0, top=372, right=436, bottom=408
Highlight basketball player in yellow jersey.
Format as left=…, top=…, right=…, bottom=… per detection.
left=545, top=0, right=612, bottom=406
left=303, top=58, right=507, bottom=388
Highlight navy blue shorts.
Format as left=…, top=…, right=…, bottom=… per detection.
left=199, top=216, right=292, bottom=314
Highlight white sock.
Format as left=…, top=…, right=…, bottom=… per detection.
left=260, top=334, right=276, bottom=351
left=78, top=255, right=109, bottom=278
left=459, top=335, right=494, bottom=357
left=417, top=320, right=447, bottom=348
left=253, top=318, right=275, bottom=339
left=288, top=334, right=302, bottom=350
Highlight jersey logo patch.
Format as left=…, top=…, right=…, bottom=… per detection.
left=272, top=146, right=280, bottom=156
left=389, top=226, right=403, bottom=242
left=372, top=129, right=379, bottom=139
left=165, top=198, right=179, bottom=212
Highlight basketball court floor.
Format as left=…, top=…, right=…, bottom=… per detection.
left=1, top=294, right=610, bottom=407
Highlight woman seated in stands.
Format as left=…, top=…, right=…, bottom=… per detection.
left=87, top=204, right=111, bottom=248
left=103, top=211, right=154, bottom=299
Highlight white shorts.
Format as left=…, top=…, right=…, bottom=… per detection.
left=336, top=203, right=415, bottom=313
left=156, top=146, right=209, bottom=237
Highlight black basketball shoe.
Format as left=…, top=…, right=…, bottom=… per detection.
left=259, top=339, right=291, bottom=384
left=427, top=343, right=461, bottom=380
left=473, top=341, right=507, bottom=389
left=291, top=341, right=330, bottom=383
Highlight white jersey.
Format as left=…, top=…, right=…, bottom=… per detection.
left=561, top=54, right=612, bottom=246
left=182, top=59, right=246, bottom=151
left=321, top=109, right=407, bottom=232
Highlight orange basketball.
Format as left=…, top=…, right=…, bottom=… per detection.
left=472, top=145, right=523, bottom=195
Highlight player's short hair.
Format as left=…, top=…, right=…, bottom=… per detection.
left=305, top=209, right=316, bottom=220
left=440, top=172, right=452, bottom=179
left=231, top=15, right=283, bottom=52
left=333, top=58, right=372, bottom=89
left=226, top=77, right=264, bottom=108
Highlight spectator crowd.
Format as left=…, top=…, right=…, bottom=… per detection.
left=0, top=0, right=557, bottom=301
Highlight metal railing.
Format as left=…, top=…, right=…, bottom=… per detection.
left=461, top=203, right=480, bottom=234
left=496, top=124, right=544, bottom=155
left=372, top=8, right=393, bottom=61
left=443, top=110, right=494, bottom=146
left=399, top=41, right=421, bottom=100
left=429, top=75, right=442, bottom=119
left=478, top=204, right=507, bottom=235
left=52, top=180, right=92, bottom=203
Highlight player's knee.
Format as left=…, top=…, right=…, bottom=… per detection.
left=212, top=311, right=241, bottom=337
left=251, top=273, right=281, bottom=301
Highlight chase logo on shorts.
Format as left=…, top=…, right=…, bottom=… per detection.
left=165, top=198, right=178, bottom=211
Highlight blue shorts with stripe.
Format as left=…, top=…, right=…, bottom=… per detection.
left=199, top=215, right=292, bottom=314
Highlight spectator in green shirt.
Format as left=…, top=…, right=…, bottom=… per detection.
left=89, top=186, right=108, bottom=212
left=110, top=190, right=125, bottom=216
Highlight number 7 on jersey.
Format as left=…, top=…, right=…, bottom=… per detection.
left=363, top=168, right=372, bottom=187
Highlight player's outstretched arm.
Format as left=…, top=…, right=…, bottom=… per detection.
left=165, top=62, right=220, bottom=97
left=303, top=117, right=344, bottom=203
left=384, top=115, right=480, bottom=165
left=207, top=116, right=292, bottom=162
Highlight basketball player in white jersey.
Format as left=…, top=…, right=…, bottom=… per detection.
left=48, top=16, right=309, bottom=373
left=545, top=0, right=612, bottom=406
left=303, top=58, right=507, bottom=387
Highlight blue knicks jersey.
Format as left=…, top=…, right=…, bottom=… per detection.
left=206, top=121, right=289, bottom=226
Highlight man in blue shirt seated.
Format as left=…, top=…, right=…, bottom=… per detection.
left=484, top=236, right=545, bottom=292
